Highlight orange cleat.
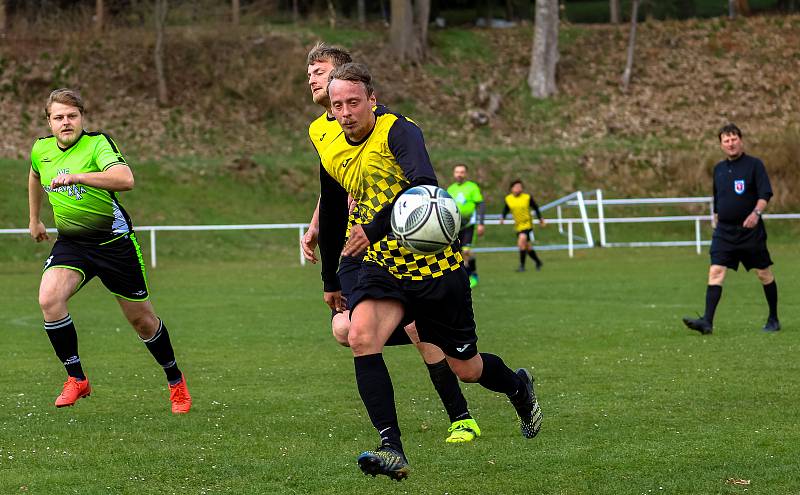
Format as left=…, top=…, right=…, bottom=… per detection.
left=169, top=376, right=192, bottom=414
left=55, top=376, right=91, bottom=408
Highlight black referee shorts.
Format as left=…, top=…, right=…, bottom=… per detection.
left=710, top=222, right=773, bottom=271
left=349, top=262, right=478, bottom=359
left=44, top=233, right=149, bottom=301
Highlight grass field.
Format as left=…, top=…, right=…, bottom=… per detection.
left=2, top=244, right=799, bottom=494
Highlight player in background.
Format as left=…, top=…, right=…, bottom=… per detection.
left=301, top=43, right=481, bottom=443
left=447, top=164, right=485, bottom=288
left=682, top=123, right=780, bottom=334
left=27, top=88, right=191, bottom=413
left=318, top=63, right=542, bottom=480
left=501, top=179, right=546, bottom=272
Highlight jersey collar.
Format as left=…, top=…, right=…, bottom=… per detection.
left=57, top=130, right=86, bottom=152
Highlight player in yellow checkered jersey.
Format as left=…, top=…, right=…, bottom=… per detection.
left=316, top=63, right=542, bottom=481
left=501, top=179, right=546, bottom=272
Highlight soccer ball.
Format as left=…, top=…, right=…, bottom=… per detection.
left=391, top=185, right=461, bottom=255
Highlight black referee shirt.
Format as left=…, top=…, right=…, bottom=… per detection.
left=713, top=153, right=773, bottom=225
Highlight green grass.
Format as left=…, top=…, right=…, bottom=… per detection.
left=2, top=244, right=799, bottom=494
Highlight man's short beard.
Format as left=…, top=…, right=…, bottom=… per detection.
left=314, top=94, right=331, bottom=108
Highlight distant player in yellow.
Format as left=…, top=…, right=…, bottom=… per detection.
left=501, top=179, right=546, bottom=272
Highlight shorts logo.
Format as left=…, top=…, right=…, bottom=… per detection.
left=132, top=290, right=147, bottom=296
left=456, top=343, right=471, bottom=353
left=734, top=180, right=745, bottom=195
left=43, top=255, right=54, bottom=269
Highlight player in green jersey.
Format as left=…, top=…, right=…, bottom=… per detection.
left=447, top=164, right=485, bottom=288
left=300, top=43, right=481, bottom=444
left=28, top=88, right=191, bottom=413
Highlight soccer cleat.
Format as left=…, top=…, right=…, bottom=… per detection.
left=469, top=274, right=479, bottom=288
left=535, top=262, right=543, bottom=272
left=763, top=318, right=781, bottom=332
left=55, top=376, right=91, bottom=408
left=169, top=376, right=192, bottom=414
left=509, top=368, right=542, bottom=439
left=682, top=316, right=713, bottom=335
left=446, top=418, right=482, bottom=443
left=515, top=265, right=526, bottom=272
left=357, top=445, right=410, bottom=481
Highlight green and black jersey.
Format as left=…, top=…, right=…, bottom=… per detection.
left=30, top=130, right=133, bottom=244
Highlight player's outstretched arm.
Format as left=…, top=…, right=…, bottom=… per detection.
left=49, top=163, right=134, bottom=192
left=302, top=197, right=321, bottom=264
left=28, top=169, right=49, bottom=243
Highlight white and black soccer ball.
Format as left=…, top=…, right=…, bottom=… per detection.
left=390, top=185, right=461, bottom=255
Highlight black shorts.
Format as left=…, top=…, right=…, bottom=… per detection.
left=458, top=225, right=475, bottom=248
left=44, top=233, right=149, bottom=301
left=517, top=229, right=534, bottom=242
left=332, top=255, right=363, bottom=317
left=710, top=222, right=773, bottom=271
left=349, top=263, right=478, bottom=359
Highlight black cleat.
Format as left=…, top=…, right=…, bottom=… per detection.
left=509, top=368, right=542, bottom=439
left=763, top=318, right=781, bottom=332
left=515, top=265, right=526, bottom=272
left=535, top=262, right=543, bottom=272
left=357, top=445, right=409, bottom=481
left=682, top=316, right=712, bottom=335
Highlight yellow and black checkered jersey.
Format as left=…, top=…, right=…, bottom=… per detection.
left=317, top=105, right=462, bottom=286
left=503, top=193, right=542, bottom=232
left=308, top=111, right=359, bottom=238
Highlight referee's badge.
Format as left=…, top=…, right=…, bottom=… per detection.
left=734, top=180, right=745, bottom=195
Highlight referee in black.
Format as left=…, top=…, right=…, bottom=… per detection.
left=683, top=123, right=780, bottom=334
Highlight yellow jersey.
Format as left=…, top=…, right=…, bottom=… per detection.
left=503, top=192, right=542, bottom=232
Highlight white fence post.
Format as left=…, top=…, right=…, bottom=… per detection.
left=557, top=205, right=563, bottom=234
left=150, top=229, right=157, bottom=268
left=575, top=191, right=594, bottom=247
left=597, top=188, right=606, bottom=247
left=695, top=218, right=701, bottom=255
left=568, top=221, right=574, bottom=258
left=298, top=226, right=306, bottom=266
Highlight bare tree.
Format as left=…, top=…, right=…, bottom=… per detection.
left=95, top=0, right=104, bottom=33
left=327, top=0, right=336, bottom=29
left=621, top=0, right=639, bottom=92
left=528, top=0, right=559, bottom=98
left=729, top=0, right=737, bottom=18
left=292, top=0, right=299, bottom=23
left=389, top=0, right=429, bottom=63
left=0, top=0, right=7, bottom=34
left=154, top=0, right=169, bottom=106
left=610, top=0, right=620, bottom=24
left=232, top=0, right=240, bottom=25
left=358, top=0, right=366, bottom=27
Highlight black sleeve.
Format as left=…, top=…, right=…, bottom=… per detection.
left=361, top=117, right=438, bottom=244
left=318, top=164, right=348, bottom=292
left=476, top=201, right=486, bottom=225
left=501, top=202, right=510, bottom=219
left=712, top=170, right=718, bottom=214
left=754, top=159, right=773, bottom=202
left=530, top=196, right=542, bottom=220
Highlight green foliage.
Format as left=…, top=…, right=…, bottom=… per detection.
left=2, top=246, right=799, bottom=493
left=429, top=29, right=494, bottom=63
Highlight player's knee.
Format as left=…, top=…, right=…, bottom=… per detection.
left=331, top=315, right=351, bottom=347
left=756, top=269, right=774, bottom=284
left=449, top=360, right=481, bottom=382
left=38, top=289, right=66, bottom=316
left=129, top=313, right=158, bottom=338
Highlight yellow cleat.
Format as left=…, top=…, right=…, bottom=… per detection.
left=445, top=418, right=481, bottom=443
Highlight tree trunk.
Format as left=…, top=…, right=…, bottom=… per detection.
left=528, top=0, right=559, bottom=98
left=154, top=0, right=169, bottom=106
left=610, top=0, right=620, bottom=24
left=327, top=0, right=336, bottom=29
left=737, top=0, right=750, bottom=15
left=95, top=0, right=104, bottom=33
left=357, top=0, right=366, bottom=27
left=728, top=0, right=736, bottom=18
left=621, top=0, right=639, bottom=93
left=390, top=0, right=426, bottom=63
left=292, top=0, right=299, bottom=23
left=414, top=0, right=430, bottom=58
left=0, top=0, right=7, bottom=34
left=232, top=0, right=240, bottom=25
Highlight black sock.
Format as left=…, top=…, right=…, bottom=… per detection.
left=45, top=314, right=85, bottom=380
left=703, top=285, right=723, bottom=324
left=519, top=250, right=526, bottom=267
left=354, top=354, right=403, bottom=453
left=528, top=249, right=542, bottom=266
left=142, top=319, right=182, bottom=384
left=426, top=359, right=471, bottom=423
left=468, top=258, right=477, bottom=275
left=477, top=353, right=522, bottom=396
left=763, top=280, right=778, bottom=320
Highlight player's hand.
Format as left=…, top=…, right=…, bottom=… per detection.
left=301, top=227, right=319, bottom=264
left=342, top=224, right=370, bottom=257
left=742, top=212, right=759, bottom=229
left=324, top=291, right=347, bottom=312
left=477, top=224, right=485, bottom=237
left=499, top=218, right=504, bottom=225
left=29, top=221, right=49, bottom=242
left=50, top=173, right=80, bottom=189
left=539, top=218, right=547, bottom=227
left=347, top=195, right=357, bottom=215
